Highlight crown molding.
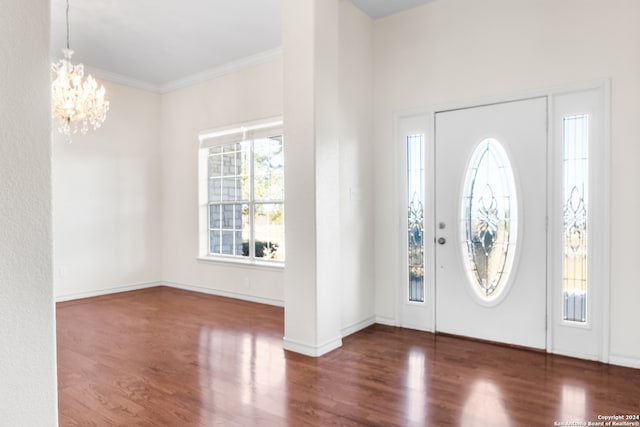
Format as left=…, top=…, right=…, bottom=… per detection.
left=159, top=47, right=282, bottom=94
left=83, top=66, right=163, bottom=93
left=72, top=47, right=283, bottom=95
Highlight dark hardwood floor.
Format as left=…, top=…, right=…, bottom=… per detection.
left=57, top=286, right=640, bottom=426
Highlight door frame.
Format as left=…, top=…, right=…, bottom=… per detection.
left=395, top=80, right=610, bottom=362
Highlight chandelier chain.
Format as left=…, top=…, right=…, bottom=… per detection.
left=65, top=0, right=70, bottom=50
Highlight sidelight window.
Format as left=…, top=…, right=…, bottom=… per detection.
left=562, top=114, right=589, bottom=323
left=407, top=134, right=425, bottom=302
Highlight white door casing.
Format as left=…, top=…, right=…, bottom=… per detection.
left=398, top=113, right=435, bottom=331
left=550, top=86, right=609, bottom=361
left=396, top=83, right=609, bottom=361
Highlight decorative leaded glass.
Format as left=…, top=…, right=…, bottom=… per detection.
left=562, top=114, right=589, bottom=323
left=461, top=138, right=518, bottom=301
left=407, top=134, right=425, bottom=302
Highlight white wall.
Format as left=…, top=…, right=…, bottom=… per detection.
left=53, top=81, right=162, bottom=300
left=338, top=1, right=375, bottom=334
left=372, top=0, right=640, bottom=366
left=160, top=59, right=284, bottom=304
left=51, top=1, right=375, bottom=352
left=0, top=0, right=58, bottom=424
left=53, top=61, right=285, bottom=305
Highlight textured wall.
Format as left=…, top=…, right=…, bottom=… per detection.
left=0, top=0, right=58, bottom=424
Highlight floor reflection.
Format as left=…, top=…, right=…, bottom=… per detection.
left=405, top=347, right=427, bottom=424
left=198, top=327, right=286, bottom=424
left=461, top=379, right=510, bottom=427
left=559, top=383, right=587, bottom=422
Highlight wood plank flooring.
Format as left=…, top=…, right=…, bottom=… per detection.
left=57, top=286, right=640, bottom=426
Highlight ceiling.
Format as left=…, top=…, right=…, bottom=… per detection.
left=351, top=0, right=435, bottom=20
left=50, top=0, right=433, bottom=93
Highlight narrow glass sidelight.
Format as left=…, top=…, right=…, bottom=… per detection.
left=562, top=114, right=589, bottom=323
left=461, top=138, right=518, bottom=302
left=407, top=134, right=425, bottom=302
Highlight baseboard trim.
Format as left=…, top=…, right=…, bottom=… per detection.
left=375, top=315, right=398, bottom=327
left=608, top=354, right=640, bottom=370
left=550, top=347, right=600, bottom=363
left=55, top=281, right=284, bottom=307
left=163, top=281, right=284, bottom=307
left=283, top=336, right=343, bottom=357
left=341, top=316, right=376, bottom=338
left=55, top=282, right=161, bottom=302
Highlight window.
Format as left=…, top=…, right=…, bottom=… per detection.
left=562, top=114, right=589, bottom=323
left=406, top=133, right=425, bottom=303
left=198, top=118, right=284, bottom=264
left=461, top=138, right=518, bottom=302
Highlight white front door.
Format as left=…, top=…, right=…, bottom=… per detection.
left=434, top=98, right=547, bottom=349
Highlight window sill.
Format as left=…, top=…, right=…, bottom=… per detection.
left=196, top=256, right=284, bottom=272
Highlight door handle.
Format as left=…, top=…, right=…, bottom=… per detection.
left=438, top=237, right=446, bottom=245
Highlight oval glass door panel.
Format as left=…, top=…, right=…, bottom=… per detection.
left=461, top=138, right=518, bottom=302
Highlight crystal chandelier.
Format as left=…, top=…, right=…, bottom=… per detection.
left=51, top=0, right=109, bottom=139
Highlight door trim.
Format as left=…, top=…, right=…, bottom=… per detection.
left=394, top=80, right=610, bottom=363
left=395, top=112, right=436, bottom=331
left=548, top=83, right=611, bottom=362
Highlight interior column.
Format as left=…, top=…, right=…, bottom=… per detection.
left=282, top=0, right=343, bottom=356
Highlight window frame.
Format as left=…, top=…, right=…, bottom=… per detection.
left=549, top=83, right=610, bottom=361
left=197, top=117, right=284, bottom=268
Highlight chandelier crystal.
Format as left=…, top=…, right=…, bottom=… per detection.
left=51, top=0, right=109, bottom=139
